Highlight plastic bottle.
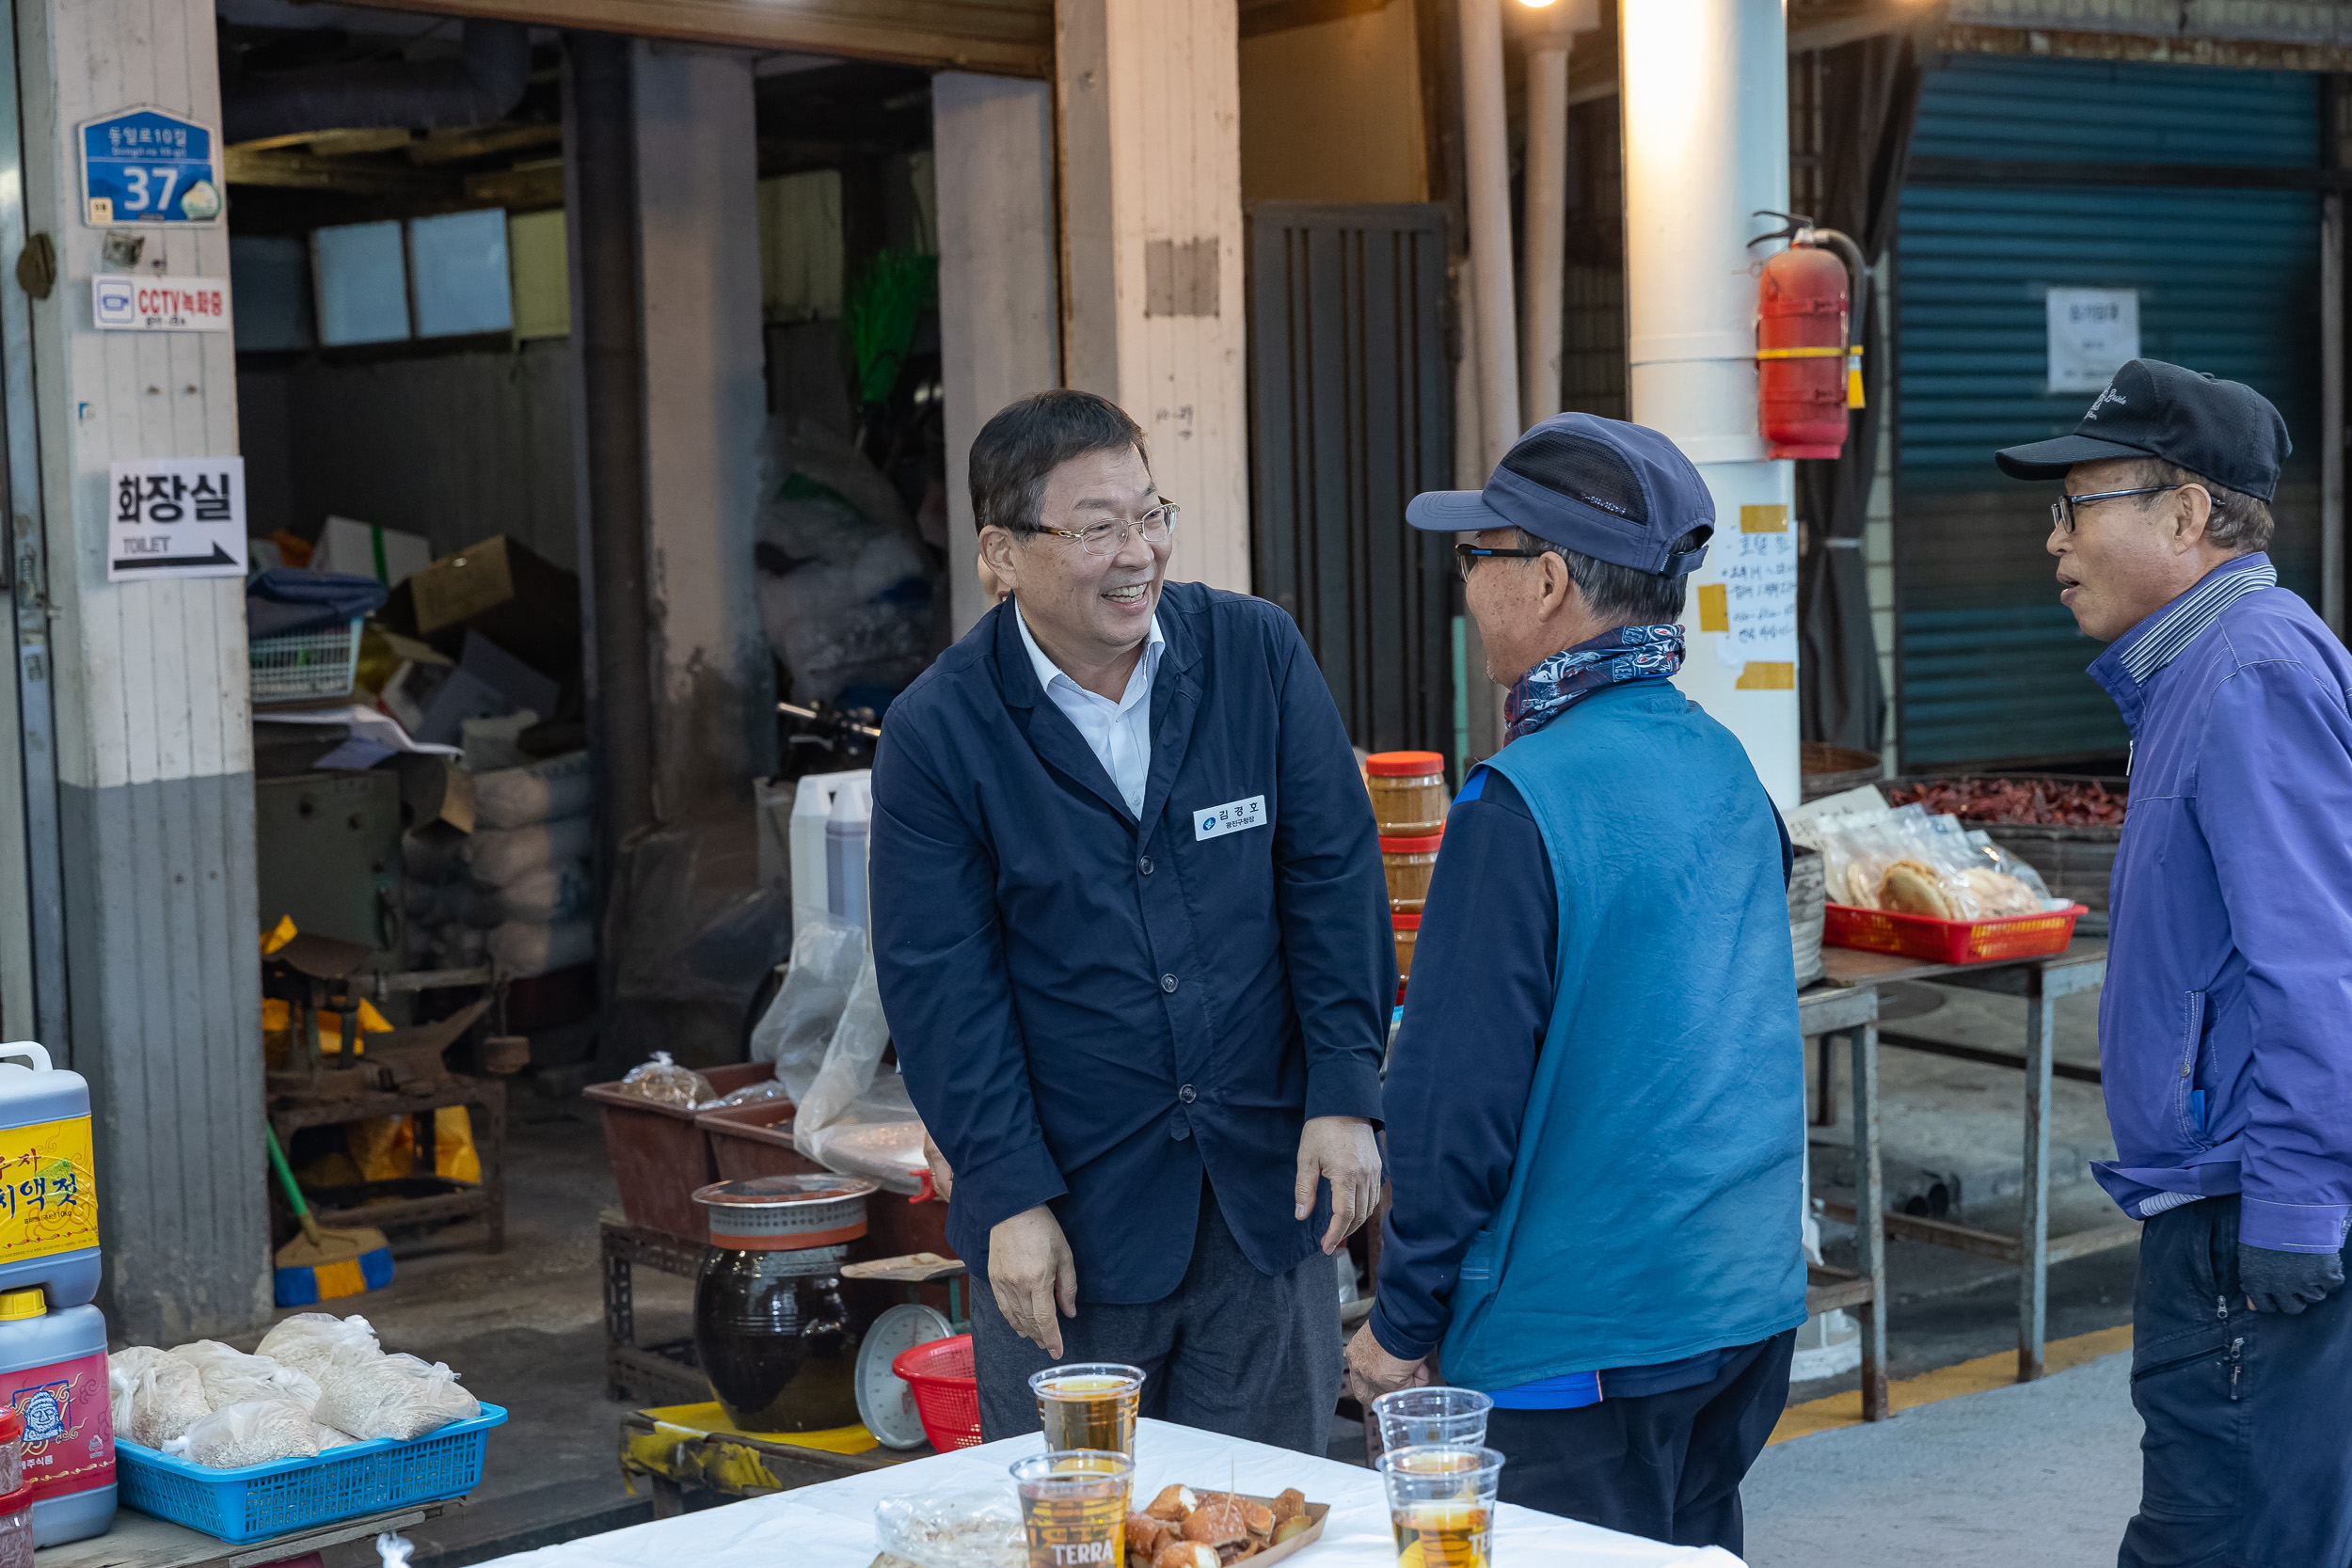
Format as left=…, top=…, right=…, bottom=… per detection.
left=825, top=778, right=871, bottom=931
left=0, top=1286, right=114, bottom=1545
left=788, top=770, right=870, bottom=937
left=0, top=1045, right=98, bottom=1310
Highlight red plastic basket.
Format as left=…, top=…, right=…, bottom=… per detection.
left=1823, top=901, right=2087, bottom=964
left=891, top=1333, right=983, bottom=1451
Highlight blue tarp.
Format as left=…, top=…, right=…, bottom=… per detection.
left=246, top=568, right=389, bottom=641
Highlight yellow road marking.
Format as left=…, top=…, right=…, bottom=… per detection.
left=1770, top=1323, right=2135, bottom=1444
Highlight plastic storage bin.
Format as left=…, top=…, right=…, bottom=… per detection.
left=249, top=618, right=364, bottom=704
left=1822, top=902, right=2087, bottom=965
left=0, top=1044, right=98, bottom=1311
left=116, top=1403, right=506, bottom=1544
left=586, top=1062, right=773, bottom=1240
left=0, top=1285, right=112, bottom=1544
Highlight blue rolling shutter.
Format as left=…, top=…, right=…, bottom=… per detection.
left=1895, top=55, right=2321, bottom=768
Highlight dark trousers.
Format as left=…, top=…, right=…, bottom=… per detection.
left=2122, top=1196, right=2352, bottom=1568
left=1484, top=1329, right=1795, bottom=1557
left=967, top=1181, right=1342, bottom=1455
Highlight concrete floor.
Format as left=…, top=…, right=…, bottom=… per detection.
left=295, top=971, right=2152, bottom=1568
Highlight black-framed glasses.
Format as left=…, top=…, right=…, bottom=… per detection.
left=1034, top=501, right=1180, bottom=556
left=1454, top=542, right=1551, bottom=581
left=2051, top=484, right=2187, bottom=534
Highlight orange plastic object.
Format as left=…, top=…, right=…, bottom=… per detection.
left=1822, top=902, right=2086, bottom=965
left=892, top=1333, right=982, bottom=1451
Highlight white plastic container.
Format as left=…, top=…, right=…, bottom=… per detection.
left=0, top=1045, right=98, bottom=1310
left=788, top=769, right=870, bottom=936
left=825, top=778, right=871, bottom=931
left=0, top=1286, right=114, bottom=1545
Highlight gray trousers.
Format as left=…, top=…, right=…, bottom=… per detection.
left=968, top=1180, right=1342, bottom=1455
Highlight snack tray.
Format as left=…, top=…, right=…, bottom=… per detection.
left=116, top=1403, right=508, bottom=1544
left=1822, top=903, right=2086, bottom=965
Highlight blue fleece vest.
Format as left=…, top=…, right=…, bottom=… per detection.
left=1437, top=681, right=1808, bottom=1388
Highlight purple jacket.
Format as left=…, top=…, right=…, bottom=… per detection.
left=2089, top=552, right=2352, bottom=1254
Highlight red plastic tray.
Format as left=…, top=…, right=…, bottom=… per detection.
left=1822, top=902, right=2087, bottom=965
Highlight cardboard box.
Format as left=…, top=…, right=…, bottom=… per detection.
left=408, top=535, right=581, bottom=682
left=314, top=515, right=434, bottom=588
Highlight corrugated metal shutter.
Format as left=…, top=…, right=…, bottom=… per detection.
left=1895, top=55, right=2321, bottom=768
left=1247, top=202, right=1455, bottom=757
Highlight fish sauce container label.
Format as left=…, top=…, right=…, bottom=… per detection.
left=13, top=1351, right=111, bottom=1499
left=0, top=1120, right=94, bottom=1263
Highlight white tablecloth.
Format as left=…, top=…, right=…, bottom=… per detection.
left=479, top=1418, right=1743, bottom=1568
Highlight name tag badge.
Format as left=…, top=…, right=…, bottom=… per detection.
left=1193, top=795, right=1269, bottom=843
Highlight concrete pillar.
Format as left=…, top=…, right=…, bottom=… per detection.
left=1056, top=0, right=1251, bottom=593
left=1622, top=0, right=1801, bottom=808
left=934, top=73, right=1059, bottom=639
left=632, top=43, right=775, bottom=819
left=14, top=0, right=269, bottom=1339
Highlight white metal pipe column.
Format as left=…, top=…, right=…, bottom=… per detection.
left=1620, top=0, right=1800, bottom=807
left=1519, top=0, right=1597, bottom=426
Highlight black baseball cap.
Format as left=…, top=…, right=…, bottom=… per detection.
left=1406, top=413, right=1714, bottom=575
left=1993, top=358, right=2290, bottom=502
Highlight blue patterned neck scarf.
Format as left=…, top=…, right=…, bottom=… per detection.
left=1503, top=625, right=1685, bottom=744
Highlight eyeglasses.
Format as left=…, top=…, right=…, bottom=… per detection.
left=2050, top=484, right=2187, bottom=534
left=1454, top=542, right=1552, bottom=581
left=1034, top=502, right=1180, bottom=556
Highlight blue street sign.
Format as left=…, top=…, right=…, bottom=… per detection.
left=79, top=107, right=222, bottom=227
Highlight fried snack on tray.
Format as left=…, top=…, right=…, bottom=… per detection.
left=1126, top=1514, right=1176, bottom=1560
left=1131, top=1487, right=1309, bottom=1567
left=1878, top=858, right=1952, bottom=918
left=1145, top=1485, right=1198, bottom=1523
left=1152, top=1545, right=1216, bottom=1568
left=1268, top=1491, right=1305, bottom=1527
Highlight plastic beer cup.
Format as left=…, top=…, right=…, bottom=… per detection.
left=1371, top=1386, right=1494, bottom=1454
left=1029, top=1363, right=1145, bottom=1457
left=1377, top=1445, right=1504, bottom=1568
left=1010, top=1449, right=1134, bottom=1568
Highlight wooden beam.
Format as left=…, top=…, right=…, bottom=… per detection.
left=464, top=161, right=565, bottom=208
left=410, top=122, right=564, bottom=166
left=224, top=148, right=455, bottom=197
left=340, top=0, right=1053, bottom=77
left=1239, top=0, right=1390, bottom=40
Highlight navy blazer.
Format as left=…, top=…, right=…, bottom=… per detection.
left=870, top=580, right=1393, bottom=1304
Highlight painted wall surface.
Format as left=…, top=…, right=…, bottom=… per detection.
left=15, top=0, right=270, bottom=1340
left=634, top=42, right=775, bottom=818
left=238, top=344, right=578, bottom=569
left=935, top=72, right=1060, bottom=638
left=1058, top=0, right=1252, bottom=594
left=1238, top=5, right=1427, bottom=206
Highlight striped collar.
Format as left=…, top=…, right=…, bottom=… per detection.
left=2113, top=552, right=2278, bottom=685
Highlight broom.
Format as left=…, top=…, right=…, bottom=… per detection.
left=266, top=1128, right=393, bottom=1307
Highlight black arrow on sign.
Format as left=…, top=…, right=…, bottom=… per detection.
left=113, top=545, right=238, bottom=571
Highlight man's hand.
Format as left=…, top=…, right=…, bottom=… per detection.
left=1344, top=1323, right=1429, bottom=1406
left=1296, top=1115, right=1381, bottom=1256
left=921, top=1130, right=955, bottom=1203
left=2240, top=1243, right=2346, bottom=1315
left=990, top=1204, right=1078, bottom=1356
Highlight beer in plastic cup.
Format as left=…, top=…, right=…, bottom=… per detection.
left=1010, top=1449, right=1134, bottom=1568
left=1377, top=1445, right=1504, bottom=1568
left=1028, top=1363, right=1145, bottom=1457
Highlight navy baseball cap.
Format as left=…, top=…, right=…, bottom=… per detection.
left=1993, top=358, right=2290, bottom=502
left=1406, top=413, right=1715, bottom=576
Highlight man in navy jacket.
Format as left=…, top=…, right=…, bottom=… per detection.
left=870, top=390, right=1391, bottom=1449
left=1994, top=359, right=2352, bottom=1565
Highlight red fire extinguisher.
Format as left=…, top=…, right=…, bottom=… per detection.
left=1753, top=213, right=1865, bottom=460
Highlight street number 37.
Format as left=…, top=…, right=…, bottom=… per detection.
left=117, top=166, right=178, bottom=214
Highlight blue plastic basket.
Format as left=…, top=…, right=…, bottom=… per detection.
left=115, top=1403, right=507, bottom=1544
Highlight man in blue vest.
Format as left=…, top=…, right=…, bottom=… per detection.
left=871, top=390, right=1392, bottom=1450
left=1994, top=359, right=2352, bottom=1566
left=1344, top=414, right=1806, bottom=1553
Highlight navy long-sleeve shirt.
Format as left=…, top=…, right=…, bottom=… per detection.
left=1371, top=766, right=1791, bottom=1401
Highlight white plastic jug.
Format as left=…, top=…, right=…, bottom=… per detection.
left=0, top=1046, right=97, bottom=1311
left=788, top=769, right=870, bottom=936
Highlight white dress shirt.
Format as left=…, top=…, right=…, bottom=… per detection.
left=1014, top=603, right=1165, bottom=818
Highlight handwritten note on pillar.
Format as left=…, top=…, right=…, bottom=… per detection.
left=1711, top=505, right=1797, bottom=686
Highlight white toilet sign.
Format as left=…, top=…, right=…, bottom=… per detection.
left=107, top=456, right=246, bottom=580
left=2046, top=287, right=2139, bottom=395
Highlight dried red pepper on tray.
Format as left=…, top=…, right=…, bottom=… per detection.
left=1883, top=777, right=2126, bottom=827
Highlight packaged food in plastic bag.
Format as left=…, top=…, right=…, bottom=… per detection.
left=166, top=1399, right=320, bottom=1467
left=168, top=1341, right=322, bottom=1414
left=111, top=1346, right=209, bottom=1448
left=312, top=1353, right=481, bottom=1441
left=613, top=1051, right=714, bottom=1111
left=257, top=1313, right=382, bottom=1381
left=874, top=1488, right=1025, bottom=1568
left=313, top=1423, right=362, bottom=1450
left=714, top=1075, right=790, bottom=1109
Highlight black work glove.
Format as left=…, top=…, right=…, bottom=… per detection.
left=2238, top=1243, right=2346, bottom=1315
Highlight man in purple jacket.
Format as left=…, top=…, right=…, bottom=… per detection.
left=1995, top=357, right=2352, bottom=1566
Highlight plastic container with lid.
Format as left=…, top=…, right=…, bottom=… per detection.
left=0, top=1043, right=99, bottom=1310
left=0, top=1483, right=30, bottom=1568
left=1393, top=911, right=1420, bottom=981
left=690, top=1177, right=886, bottom=1433
left=1380, top=832, right=1443, bottom=912
left=1365, top=752, right=1450, bottom=837
left=0, top=1284, right=114, bottom=1545
left=787, top=769, right=872, bottom=938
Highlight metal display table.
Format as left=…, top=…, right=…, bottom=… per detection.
left=600, top=1217, right=712, bottom=1405
left=43, top=1502, right=452, bottom=1568
left=1795, top=982, right=1886, bottom=1420
left=1815, top=940, right=2131, bottom=1382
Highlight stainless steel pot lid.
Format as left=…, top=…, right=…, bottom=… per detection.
left=692, top=1174, right=878, bottom=1250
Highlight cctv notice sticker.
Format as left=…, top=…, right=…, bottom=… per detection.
left=1194, top=795, right=1269, bottom=842
left=108, top=456, right=247, bottom=581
